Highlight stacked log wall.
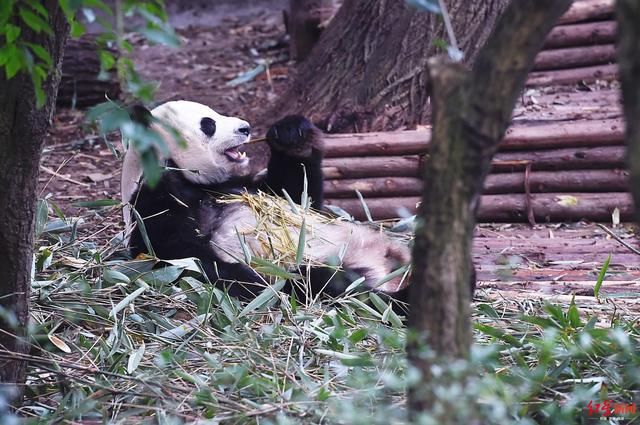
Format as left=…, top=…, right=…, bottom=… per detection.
left=323, top=0, right=627, bottom=222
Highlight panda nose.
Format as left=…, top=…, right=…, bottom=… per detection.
left=237, top=125, right=251, bottom=136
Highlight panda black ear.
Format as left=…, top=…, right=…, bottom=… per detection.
left=129, top=105, right=153, bottom=128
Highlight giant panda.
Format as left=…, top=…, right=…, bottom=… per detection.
left=120, top=100, right=411, bottom=304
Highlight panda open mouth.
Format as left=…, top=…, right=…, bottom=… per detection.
left=224, top=146, right=248, bottom=162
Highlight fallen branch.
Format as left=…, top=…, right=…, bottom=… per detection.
left=40, top=165, right=90, bottom=187
left=595, top=223, right=640, bottom=255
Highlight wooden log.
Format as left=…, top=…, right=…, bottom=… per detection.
left=533, top=44, right=616, bottom=71
left=526, top=63, right=618, bottom=86
left=323, top=130, right=430, bottom=158
left=501, top=118, right=624, bottom=149
left=325, top=193, right=634, bottom=222
left=323, top=156, right=421, bottom=179
left=544, top=20, right=616, bottom=49
left=483, top=169, right=629, bottom=194
left=477, top=192, right=634, bottom=222
left=558, top=0, right=614, bottom=24
left=324, top=169, right=629, bottom=198
left=491, top=145, right=626, bottom=172
left=323, top=118, right=624, bottom=158
left=322, top=146, right=627, bottom=179
left=326, top=196, right=421, bottom=220
left=57, top=36, right=121, bottom=108
left=325, top=177, right=422, bottom=197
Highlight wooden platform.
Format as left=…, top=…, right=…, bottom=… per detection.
left=474, top=222, right=640, bottom=319
left=323, top=2, right=626, bottom=223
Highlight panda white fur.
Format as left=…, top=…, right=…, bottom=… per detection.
left=121, top=100, right=411, bottom=303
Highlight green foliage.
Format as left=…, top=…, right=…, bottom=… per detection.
left=25, top=209, right=640, bottom=424
left=0, top=0, right=179, bottom=108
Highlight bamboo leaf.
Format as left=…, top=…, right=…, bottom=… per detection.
left=103, top=269, right=131, bottom=284
left=132, top=207, right=155, bottom=257
left=345, top=276, right=365, bottom=293
left=127, top=343, right=145, bottom=374
left=48, top=334, right=72, bottom=353
left=109, top=280, right=150, bottom=318
left=594, top=254, right=611, bottom=300
left=355, top=190, right=373, bottom=223
left=238, top=280, right=285, bottom=317
left=159, top=314, right=208, bottom=339
left=73, top=199, right=120, bottom=208
left=295, top=218, right=306, bottom=266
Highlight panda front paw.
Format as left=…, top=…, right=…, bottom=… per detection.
left=266, top=115, right=323, bottom=158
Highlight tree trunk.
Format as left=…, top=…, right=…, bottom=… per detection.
left=288, top=0, right=336, bottom=62
left=0, top=2, right=69, bottom=403
left=616, top=0, right=640, bottom=223
left=406, top=0, right=571, bottom=420
left=267, top=0, right=509, bottom=132
left=57, top=35, right=120, bottom=107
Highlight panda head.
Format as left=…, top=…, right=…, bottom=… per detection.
left=122, top=100, right=251, bottom=188
left=149, top=100, right=252, bottom=185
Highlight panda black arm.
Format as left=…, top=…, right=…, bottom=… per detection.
left=262, top=115, right=325, bottom=210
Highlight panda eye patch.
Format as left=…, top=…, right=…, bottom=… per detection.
left=200, top=117, right=216, bottom=137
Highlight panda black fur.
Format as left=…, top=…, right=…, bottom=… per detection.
left=121, top=101, right=410, bottom=302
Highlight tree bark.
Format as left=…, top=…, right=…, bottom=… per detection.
left=406, top=0, right=571, bottom=419
left=57, top=35, right=120, bottom=107
left=616, top=0, right=640, bottom=223
left=266, top=0, right=508, bottom=132
left=0, top=2, right=69, bottom=403
left=288, top=0, right=336, bottom=62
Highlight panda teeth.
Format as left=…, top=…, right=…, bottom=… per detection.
left=224, top=147, right=248, bottom=162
